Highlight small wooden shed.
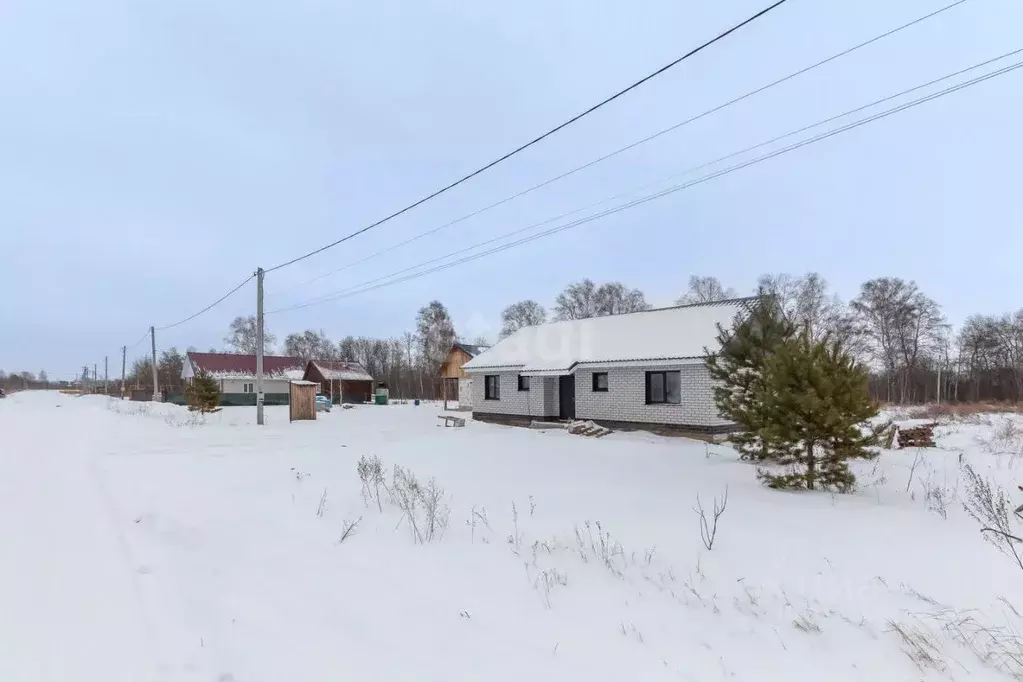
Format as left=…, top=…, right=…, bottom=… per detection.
left=289, top=381, right=318, bottom=422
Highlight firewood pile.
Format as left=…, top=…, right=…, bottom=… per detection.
left=898, top=423, right=937, bottom=448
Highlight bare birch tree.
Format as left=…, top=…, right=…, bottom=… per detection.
left=676, top=275, right=737, bottom=304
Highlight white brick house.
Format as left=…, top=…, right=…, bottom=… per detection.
left=463, top=299, right=753, bottom=433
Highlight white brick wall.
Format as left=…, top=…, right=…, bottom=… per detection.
left=471, top=365, right=725, bottom=428
left=574, top=365, right=730, bottom=428
left=470, top=372, right=559, bottom=417
left=457, top=377, right=473, bottom=408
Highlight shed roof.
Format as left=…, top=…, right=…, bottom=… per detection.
left=453, top=342, right=490, bottom=358
left=184, top=352, right=305, bottom=380
left=463, top=298, right=754, bottom=373
left=307, top=360, right=374, bottom=382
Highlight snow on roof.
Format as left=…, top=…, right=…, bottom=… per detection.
left=184, top=352, right=305, bottom=381
left=463, top=299, right=754, bottom=373
left=309, top=360, right=373, bottom=382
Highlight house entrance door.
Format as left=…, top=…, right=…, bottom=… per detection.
left=559, top=375, right=575, bottom=420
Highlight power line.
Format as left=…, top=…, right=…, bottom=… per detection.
left=154, top=274, right=255, bottom=331
left=266, top=54, right=1023, bottom=314
left=127, top=329, right=151, bottom=350
left=269, top=0, right=968, bottom=296
left=270, top=48, right=1021, bottom=313
left=96, top=269, right=253, bottom=381
left=263, top=0, right=790, bottom=274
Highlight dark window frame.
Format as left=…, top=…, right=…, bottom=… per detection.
left=592, top=372, right=609, bottom=392
left=645, top=370, right=681, bottom=405
left=484, top=375, right=501, bottom=400
left=517, top=375, right=530, bottom=391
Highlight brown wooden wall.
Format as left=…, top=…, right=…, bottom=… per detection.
left=289, top=383, right=317, bottom=421
left=340, top=380, right=373, bottom=403
left=439, top=347, right=473, bottom=379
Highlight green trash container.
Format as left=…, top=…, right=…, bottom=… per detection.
left=374, top=393, right=388, bottom=405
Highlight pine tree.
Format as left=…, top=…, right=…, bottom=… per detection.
left=185, top=370, right=221, bottom=413
left=706, top=294, right=796, bottom=460
left=756, top=333, right=880, bottom=491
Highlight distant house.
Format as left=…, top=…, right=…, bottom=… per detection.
left=462, top=299, right=754, bottom=434
left=181, top=352, right=305, bottom=406
left=438, top=342, right=490, bottom=407
left=303, top=360, right=374, bottom=404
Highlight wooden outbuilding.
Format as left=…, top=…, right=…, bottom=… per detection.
left=304, top=360, right=374, bottom=404
left=289, top=381, right=318, bottom=421
left=438, top=343, right=490, bottom=408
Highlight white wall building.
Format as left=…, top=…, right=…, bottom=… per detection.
left=182, top=352, right=305, bottom=405
left=462, top=299, right=753, bottom=434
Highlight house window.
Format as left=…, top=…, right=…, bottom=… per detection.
left=242, top=382, right=254, bottom=393
left=645, top=371, right=681, bottom=404
left=485, top=375, right=500, bottom=400
left=518, top=375, right=530, bottom=391
left=592, top=372, right=608, bottom=392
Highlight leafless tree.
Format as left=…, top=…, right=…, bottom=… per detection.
left=403, top=331, right=418, bottom=398
left=338, top=335, right=358, bottom=362
left=224, top=315, right=276, bottom=354
left=554, top=279, right=648, bottom=320
left=676, top=275, right=737, bottom=305
left=283, top=329, right=337, bottom=363
left=694, top=486, right=729, bottom=550
left=757, top=273, right=839, bottom=339
left=956, top=311, right=1023, bottom=403
left=416, top=301, right=456, bottom=382
left=851, top=278, right=944, bottom=403
left=554, top=279, right=600, bottom=320
left=158, top=348, right=185, bottom=392
left=595, top=282, right=649, bottom=315
left=500, top=300, right=547, bottom=337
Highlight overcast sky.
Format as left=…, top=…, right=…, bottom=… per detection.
left=2, top=0, right=1021, bottom=379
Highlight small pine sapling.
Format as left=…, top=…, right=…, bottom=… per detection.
left=185, top=369, right=221, bottom=414
left=705, top=293, right=796, bottom=462
left=755, top=333, right=880, bottom=492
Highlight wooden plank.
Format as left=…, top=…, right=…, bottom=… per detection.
left=289, top=382, right=317, bottom=421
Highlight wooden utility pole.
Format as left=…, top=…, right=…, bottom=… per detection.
left=93, top=364, right=97, bottom=393
left=104, top=356, right=109, bottom=395
left=256, top=267, right=265, bottom=426
left=150, top=326, right=159, bottom=402
left=120, top=346, right=127, bottom=399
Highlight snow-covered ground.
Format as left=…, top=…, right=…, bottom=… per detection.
left=3, top=392, right=1023, bottom=681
